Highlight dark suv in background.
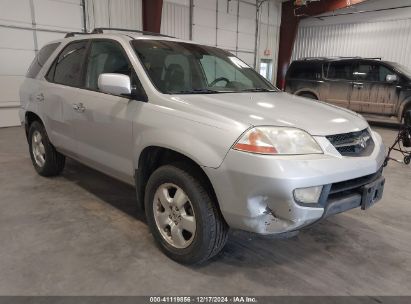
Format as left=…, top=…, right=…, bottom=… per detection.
left=285, top=57, right=411, bottom=123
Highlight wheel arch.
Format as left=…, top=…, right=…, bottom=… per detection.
left=398, top=97, right=411, bottom=121
left=24, top=111, right=43, bottom=140
left=135, top=146, right=221, bottom=215
left=294, top=89, right=319, bottom=99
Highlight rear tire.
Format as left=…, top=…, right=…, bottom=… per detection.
left=28, top=121, right=65, bottom=177
left=145, top=164, right=228, bottom=264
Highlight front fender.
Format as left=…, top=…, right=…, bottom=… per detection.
left=133, top=128, right=227, bottom=169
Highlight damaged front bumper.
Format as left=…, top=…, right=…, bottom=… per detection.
left=204, top=131, right=386, bottom=235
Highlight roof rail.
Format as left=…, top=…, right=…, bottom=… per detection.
left=91, top=27, right=174, bottom=38
left=299, top=56, right=382, bottom=61
left=65, top=32, right=88, bottom=38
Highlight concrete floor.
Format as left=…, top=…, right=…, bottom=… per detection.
left=0, top=126, right=410, bottom=296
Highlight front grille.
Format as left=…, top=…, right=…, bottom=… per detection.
left=329, top=168, right=383, bottom=198
left=326, top=129, right=374, bottom=157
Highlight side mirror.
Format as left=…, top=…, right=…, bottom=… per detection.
left=98, top=73, right=132, bottom=96
left=386, top=74, right=398, bottom=83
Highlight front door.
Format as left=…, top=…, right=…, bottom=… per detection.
left=323, top=60, right=354, bottom=109
left=72, top=39, right=145, bottom=184
left=349, top=61, right=399, bottom=115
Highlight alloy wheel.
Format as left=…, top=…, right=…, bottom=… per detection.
left=153, top=183, right=196, bottom=249
left=32, top=130, right=46, bottom=167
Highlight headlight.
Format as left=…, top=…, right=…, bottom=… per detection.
left=233, top=127, right=323, bottom=155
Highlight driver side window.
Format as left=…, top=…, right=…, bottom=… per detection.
left=85, top=40, right=131, bottom=91
left=85, top=40, right=146, bottom=98
left=353, top=62, right=397, bottom=83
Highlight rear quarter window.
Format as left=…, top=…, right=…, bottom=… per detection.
left=288, top=62, right=323, bottom=80
left=26, top=43, right=60, bottom=79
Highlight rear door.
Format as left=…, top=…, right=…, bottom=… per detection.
left=72, top=39, right=146, bottom=184
left=323, top=60, right=354, bottom=108
left=42, top=40, right=89, bottom=155
left=349, top=60, right=399, bottom=115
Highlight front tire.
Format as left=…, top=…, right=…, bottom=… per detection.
left=145, top=164, right=228, bottom=264
left=28, top=121, right=65, bottom=176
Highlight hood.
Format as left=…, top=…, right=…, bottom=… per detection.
left=170, top=92, right=368, bottom=136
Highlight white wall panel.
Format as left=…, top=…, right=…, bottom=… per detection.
left=0, top=76, right=25, bottom=103
left=194, top=6, right=217, bottom=28
left=257, top=0, right=281, bottom=83
left=0, top=0, right=32, bottom=26
left=293, top=0, right=411, bottom=68
left=237, top=51, right=255, bottom=67
left=0, top=27, right=35, bottom=49
left=36, top=31, right=67, bottom=48
left=194, top=0, right=215, bottom=10
left=34, top=0, right=83, bottom=31
left=217, top=12, right=237, bottom=32
left=85, top=0, right=142, bottom=31
left=193, top=25, right=216, bottom=46
left=161, top=0, right=190, bottom=40
left=216, top=29, right=237, bottom=49
left=238, top=32, right=255, bottom=51
left=0, top=0, right=86, bottom=127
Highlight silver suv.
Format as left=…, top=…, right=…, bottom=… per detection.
left=20, top=29, right=386, bottom=264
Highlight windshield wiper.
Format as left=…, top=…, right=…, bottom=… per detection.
left=173, top=89, right=222, bottom=94
left=241, top=88, right=276, bottom=92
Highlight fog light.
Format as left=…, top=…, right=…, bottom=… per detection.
left=294, top=186, right=323, bottom=204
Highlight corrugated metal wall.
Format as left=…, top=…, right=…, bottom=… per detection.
left=85, top=0, right=142, bottom=30
left=292, top=0, right=411, bottom=68
left=161, top=0, right=190, bottom=40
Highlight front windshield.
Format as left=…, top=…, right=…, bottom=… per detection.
left=389, top=62, right=411, bottom=77
left=132, top=40, right=277, bottom=94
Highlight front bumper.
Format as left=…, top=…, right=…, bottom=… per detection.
left=204, top=131, right=386, bottom=235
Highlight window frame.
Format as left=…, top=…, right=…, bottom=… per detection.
left=45, top=39, right=90, bottom=88
left=131, top=39, right=277, bottom=95
left=45, top=38, right=147, bottom=101
left=324, top=60, right=355, bottom=81
left=27, top=42, right=61, bottom=79
left=287, top=61, right=324, bottom=81
left=81, top=38, right=147, bottom=100
left=353, top=60, right=400, bottom=84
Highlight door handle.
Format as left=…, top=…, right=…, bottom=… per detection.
left=73, top=103, right=86, bottom=113
left=353, top=82, right=364, bottom=89
left=35, top=93, right=44, bottom=102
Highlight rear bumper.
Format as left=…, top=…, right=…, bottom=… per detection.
left=204, top=130, right=386, bottom=235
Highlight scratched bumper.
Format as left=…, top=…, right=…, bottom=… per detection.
left=204, top=131, right=386, bottom=235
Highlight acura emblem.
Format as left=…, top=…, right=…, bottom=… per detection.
left=358, top=136, right=369, bottom=149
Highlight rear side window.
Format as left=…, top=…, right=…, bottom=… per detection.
left=288, top=62, right=322, bottom=80
left=327, top=62, right=353, bottom=80
left=26, top=43, right=60, bottom=79
left=46, top=40, right=88, bottom=87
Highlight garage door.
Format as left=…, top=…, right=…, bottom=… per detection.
left=0, top=0, right=84, bottom=127
left=192, top=0, right=256, bottom=68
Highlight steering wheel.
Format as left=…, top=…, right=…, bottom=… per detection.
left=209, top=77, right=230, bottom=87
